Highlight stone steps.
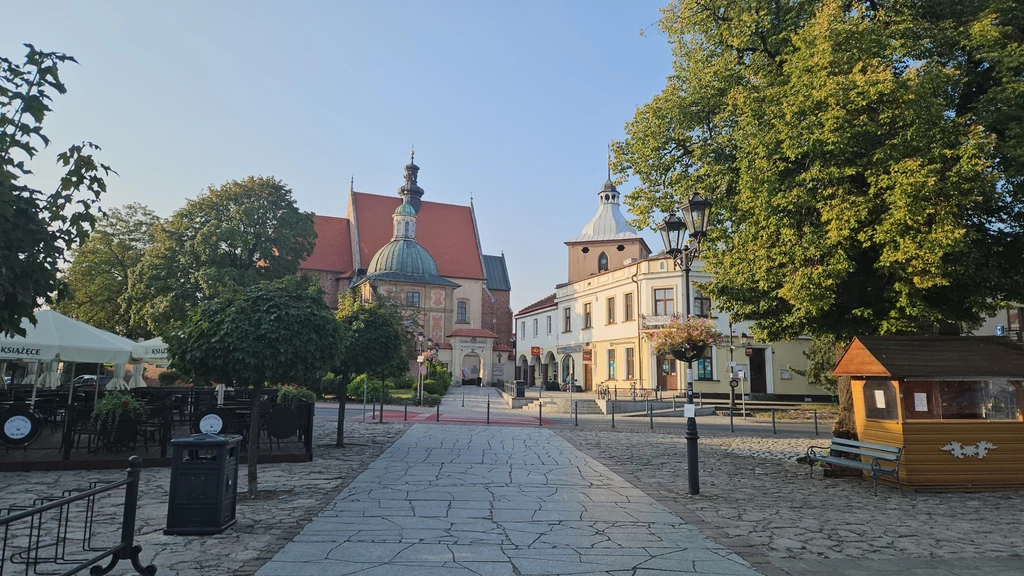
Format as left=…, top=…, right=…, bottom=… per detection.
left=522, top=398, right=603, bottom=414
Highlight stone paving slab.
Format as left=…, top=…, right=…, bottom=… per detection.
left=256, top=424, right=762, bottom=576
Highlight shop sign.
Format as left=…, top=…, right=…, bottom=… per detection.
left=556, top=344, right=582, bottom=354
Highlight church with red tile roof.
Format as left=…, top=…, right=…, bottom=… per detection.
left=299, top=154, right=514, bottom=384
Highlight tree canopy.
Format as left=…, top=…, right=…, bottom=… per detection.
left=1, top=44, right=113, bottom=336
left=128, top=175, right=316, bottom=335
left=54, top=203, right=160, bottom=339
left=614, top=0, right=1024, bottom=341
left=167, top=277, right=341, bottom=496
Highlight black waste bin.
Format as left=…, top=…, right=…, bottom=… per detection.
left=164, top=433, right=242, bottom=535
left=515, top=380, right=527, bottom=398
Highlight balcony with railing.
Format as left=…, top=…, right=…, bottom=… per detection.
left=640, top=312, right=683, bottom=330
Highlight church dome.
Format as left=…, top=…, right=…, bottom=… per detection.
left=394, top=202, right=418, bottom=216
left=367, top=238, right=440, bottom=277
left=566, top=176, right=639, bottom=243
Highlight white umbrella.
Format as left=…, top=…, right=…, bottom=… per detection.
left=128, top=363, right=146, bottom=388
left=108, top=364, right=128, bottom=391
left=0, top=361, right=6, bottom=389
left=23, top=362, right=38, bottom=386
left=38, top=361, right=60, bottom=389
left=131, top=337, right=168, bottom=363
left=0, top=310, right=135, bottom=364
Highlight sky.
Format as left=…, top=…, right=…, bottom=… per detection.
left=5, top=0, right=674, bottom=314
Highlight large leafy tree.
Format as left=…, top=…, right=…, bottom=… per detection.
left=54, top=203, right=160, bottom=339
left=333, top=291, right=407, bottom=446
left=615, top=0, right=1024, bottom=431
left=128, top=176, right=316, bottom=335
left=1, top=45, right=114, bottom=336
left=167, top=277, right=341, bottom=498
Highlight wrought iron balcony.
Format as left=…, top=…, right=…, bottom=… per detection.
left=640, top=312, right=683, bottom=330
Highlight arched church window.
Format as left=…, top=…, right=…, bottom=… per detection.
left=598, top=252, right=608, bottom=272
left=404, top=221, right=410, bottom=236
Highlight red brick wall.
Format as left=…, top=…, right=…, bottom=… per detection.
left=482, top=289, right=513, bottom=347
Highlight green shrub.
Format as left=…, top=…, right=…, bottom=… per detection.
left=421, top=393, right=442, bottom=407
left=347, top=375, right=393, bottom=402
left=422, top=379, right=445, bottom=396
left=315, top=374, right=345, bottom=398
left=391, top=375, right=415, bottom=390
left=93, top=391, right=145, bottom=431
left=157, top=370, right=183, bottom=386
left=276, top=384, right=317, bottom=405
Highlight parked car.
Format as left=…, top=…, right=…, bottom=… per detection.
left=68, top=375, right=114, bottom=390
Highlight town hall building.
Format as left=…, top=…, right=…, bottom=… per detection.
left=299, top=153, right=514, bottom=384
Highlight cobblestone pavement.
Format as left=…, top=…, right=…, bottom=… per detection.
left=257, top=424, right=762, bottom=576
left=557, top=427, right=1024, bottom=576
left=0, top=420, right=409, bottom=576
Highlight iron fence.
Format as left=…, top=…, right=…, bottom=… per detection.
left=0, top=456, right=155, bottom=576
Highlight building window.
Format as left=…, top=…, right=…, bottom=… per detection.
left=546, top=315, right=552, bottom=334
left=902, top=379, right=1022, bottom=421
left=654, top=288, right=674, bottom=316
left=583, top=303, right=592, bottom=329
left=606, top=297, right=615, bottom=325
left=624, top=292, right=634, bottom=321
left=533, top=318, right=538, bottom=337
left=519, top=321, right=525, bottom=339
left=694, top=290, right=712, bottom=317
left=863, top=379, right=899, bottom=421
left=457, top=301, right=468, bottom=323
left=405, top=291, right=421, bottom=307
left=608, top=349, right=616, bottom=380
left=696, top=347, right=713, bottom=380
left=598, top=252, right=609, bottom=272
left=563, top=307, right=571, bottom=332
left=625, top=347, right=634, bottom=380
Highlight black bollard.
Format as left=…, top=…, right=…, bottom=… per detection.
left=729, top=405, right=734, bottom=433
left=436, top=400, right=440, bottom=422
left=611, top=402, right=615, bottom=428
left=672, top=397, right=676, bottom=411
left=404, top=398, right=408, bottom=421
left=699, top=392, right=702, bottom=406
left=649, top=403, right=654, bottom=430
left=614, top=387, right=618, bottom=400
left=814, top=409, right=819, bottom=436
left=574, top=401, right=578, bottom=427
left=462, top=392, right=465, bottom=407
left=372, top=399, right=376, bottom=419
left=486, top=397, right=490, bottom=424
left=772, top=408, right=777, bottom=434
left=538, top=403, right=543, bottom=426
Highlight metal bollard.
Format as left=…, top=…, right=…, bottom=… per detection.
left=436, top=400, right=441, bottom=422
left=538, top=403, right=543, bottom=426
left=729, top=405, right=734, bottom=433
left=486, top=397, right=490, bottom=424
left=649, top=403, right=654, bottom=430
left=372, top=399, right=376, bottom=419
left=699, top=392, right=703, bottom=406
left=672, top=397, right=676, bottom=411
left=614, top=387, right=618, bottom=400
left=404, top=399, right=408, bottom=421
left=380, top=400, right=384, bottom=423
left=611, top=402, right=615, bottom=428
left=574, top=401, right=578, bottom=426
left=772, top=409, right=777, bottom=434
left=462, top=392, right=465, bottom=407
left=814, top=409, right=819, bottom=436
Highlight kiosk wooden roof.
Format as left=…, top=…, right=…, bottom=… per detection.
left=833, top=335, right=1024, bottom=379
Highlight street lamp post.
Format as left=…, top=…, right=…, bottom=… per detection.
left=416, top=332, right=434, bottom=405
left=657, top=192, right=712, bottom=496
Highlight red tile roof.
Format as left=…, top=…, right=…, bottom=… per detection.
left=303, top=215, right=353, bottom=274
left=447, top=328, right=499, bottom=339
left=493, top=344, right=513, bottom=352
left=515, top=293, right=557, bottom=316
left=352, top=192, right=485, bottom=280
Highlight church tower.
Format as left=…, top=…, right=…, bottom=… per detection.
left=398, top=150, right=425, bottom=213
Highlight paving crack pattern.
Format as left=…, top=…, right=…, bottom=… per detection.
left=256, top=424, right=761, bottom=576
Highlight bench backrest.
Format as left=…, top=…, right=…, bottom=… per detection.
left=830, top=437, right=902, bottom=461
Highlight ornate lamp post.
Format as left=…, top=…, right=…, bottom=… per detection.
left=416, top=332, right=434, bottom=405
left=656, top=192, right=712, bottom=496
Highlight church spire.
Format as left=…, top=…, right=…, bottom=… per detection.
left=398, top=148, right=425, bottom=213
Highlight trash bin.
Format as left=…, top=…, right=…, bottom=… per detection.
left=515, top=380, right=527, bottom=398
left=164, top=433, right=242, bottom=535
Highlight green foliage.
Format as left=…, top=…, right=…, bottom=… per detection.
left=347, top=375, right=393, bottom=402
left=421, top=393, right=442, bottom=407
left=128, top=176, right=316, bottom=335
left=614, top=0, right=1024, bottom=342
left=54, top=204, right=160, bottom=339
left=790, top=337, right=841, bottom=397
left=422, top=379, right=444, bottom=396
left=92, top=391, right=145, bottom=431
left=427, top=362, right=451, bottom=386
left=391, top=375, right=415, bottom=390
left=334, top=292, right=408, bottom=390
left=157, top=370, right=183, bottom=386
left=275, top=384, right=317, bottom=405
left=1, top=45, right=114, bottom=337
left=313, top=374, right=345, bottom=398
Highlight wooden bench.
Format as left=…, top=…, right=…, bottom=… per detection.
left=806, top=437, right=903, bottom=495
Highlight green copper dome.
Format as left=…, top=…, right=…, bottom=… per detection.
left=394, top=202, right=417, bottom=216
left=367, top=238, right=440, bottom=277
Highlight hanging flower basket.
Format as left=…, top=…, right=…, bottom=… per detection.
left=650, top=317, right=723, bottom=364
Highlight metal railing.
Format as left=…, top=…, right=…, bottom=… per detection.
left=0, top=456, right=156, bottom=576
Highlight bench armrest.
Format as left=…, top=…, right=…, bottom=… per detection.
left=806, top=445, right=830, bottom=460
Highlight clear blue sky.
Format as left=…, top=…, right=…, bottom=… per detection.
left=7, top=0, right=673, bottom=313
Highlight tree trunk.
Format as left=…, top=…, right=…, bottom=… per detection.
left=248, top=382, right=261, bottom=498
left=335, top=373, right=350, bottom=447
left=832, top=334, right=856, bottom=440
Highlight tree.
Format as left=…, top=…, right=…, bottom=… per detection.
left=790, top=336, right=840, bottom=398
left=615, top=0, right=1024, bottom=432
left=333, top=291, right=407, bottom=446
left=1, top=44, right=114, bottom=336
left=128, top=176, right=316, bottom=335
left=167, top=277, right=341, bottom=498
left=53, top=203, right=160, bottom=339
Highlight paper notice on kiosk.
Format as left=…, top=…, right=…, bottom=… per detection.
left=914, top=392, right=928, bottom=412
left=874, top=389, right=886, bottom=409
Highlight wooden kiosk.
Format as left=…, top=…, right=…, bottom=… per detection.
left=833, top=336, right=1024, bottom=490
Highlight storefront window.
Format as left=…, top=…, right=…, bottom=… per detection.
left=902, top=380, right=1022, bottom=421
left=863, top=379, right=898, bottom=421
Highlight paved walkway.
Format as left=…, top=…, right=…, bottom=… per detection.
left=256, top=424, right=761, bottom=576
